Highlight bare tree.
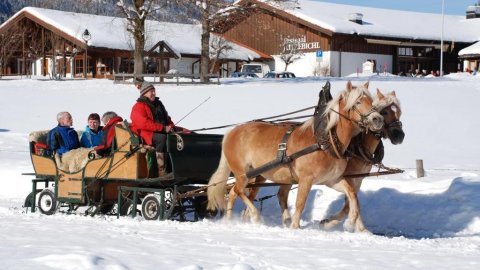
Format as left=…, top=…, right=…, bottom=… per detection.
left=194, top=0, right=271, bottom=82
left=117, top=0, right=156, bottom=78
left=279, top=35, right=304, bottom=71
left=197, top=0, right=217, bottom=82
left=209, top=35, right=232, bottom=74
left=0, top=28, right=22, bottom=75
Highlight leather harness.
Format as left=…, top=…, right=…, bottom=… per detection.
left=244, top=123, right=347, bottom=182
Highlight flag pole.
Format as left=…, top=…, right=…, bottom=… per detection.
left=440, top=0, right=445, bottom=76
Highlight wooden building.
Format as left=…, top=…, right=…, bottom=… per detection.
left=459, top=41, right=480, bottom=73
left=0, top=7, right=263, bottom=78
left=213, top=0, right=480, bottom=77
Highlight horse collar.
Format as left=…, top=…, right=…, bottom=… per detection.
left=351, top=135, right=385, bottom=164
left=327, top=129, right=346, bottom=159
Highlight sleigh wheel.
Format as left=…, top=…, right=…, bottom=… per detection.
left=38, top=189, right=57, bottom=215
left=141, top=195, right=161, bottom=220
left=23, top=192, right=35, bottom=208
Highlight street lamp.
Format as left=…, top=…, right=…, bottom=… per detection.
left=82, top=29, right=91, bottom=79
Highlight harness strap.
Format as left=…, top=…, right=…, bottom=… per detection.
left=277, top=126, right=294, bottom=162
left=328, top=129, right=343, bottom=159
left=245, top=143, right=321, bottom=179
left=246, top=126, right=295, bottom=179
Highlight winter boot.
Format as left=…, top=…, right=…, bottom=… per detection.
left=156, top=152, right=166, bottom=176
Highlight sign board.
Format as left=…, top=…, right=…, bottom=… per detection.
left=316, top=50, right=323, bottom=58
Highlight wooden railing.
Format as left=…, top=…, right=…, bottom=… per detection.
left=113, top=73, right=220, bottom=85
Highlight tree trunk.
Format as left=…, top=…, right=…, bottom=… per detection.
left=200, top=8, right=210, bottom=83
left=134, top=34, right=144, bottom=76
left=133, top=5, right=145, bottom=77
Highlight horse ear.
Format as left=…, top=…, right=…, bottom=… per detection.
left=376, top=88, right=385, bottom=99
left=391, top=90, right=397, bottom=97
left=346, top=81, right=353, bottom=92
left=363, top=81, right=370, bottom=89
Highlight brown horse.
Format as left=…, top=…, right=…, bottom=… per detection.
left=320, top=89, right=404, bottom=232
left=270, top=89, right=404, bottom=232
left=207, top=81, right=384, bottom=229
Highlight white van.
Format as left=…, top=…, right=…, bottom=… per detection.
left=240, top=63, right=271, bottom=78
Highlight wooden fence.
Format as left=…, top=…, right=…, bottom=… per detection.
left=113, top=73, right=220, bottom=85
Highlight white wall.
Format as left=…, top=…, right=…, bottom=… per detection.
left=329, top=51, right=393, bottom=77
left=32, top=58, right=45, bottom=76
left=169, top=57, right=199, bottom=74
left=31, top=57, right=76, bottom=77
left=272, top=52, right=327, bottom=77
left=270, top=51, right=392, bottom=77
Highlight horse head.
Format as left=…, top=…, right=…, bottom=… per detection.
left=324, top=81, right=383, bottom=134
left=373, top=89, right=405, bottom=144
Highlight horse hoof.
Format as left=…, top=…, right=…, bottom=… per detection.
left=356, top=227, right=372, bottom=234
left=320, top=219, right=339, bottom=230
left=282, top=218, right=292, bottom=227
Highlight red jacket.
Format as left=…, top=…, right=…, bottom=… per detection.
left=95, top=116, right=123, bottom=156
left=130, top=100, right=173, bottom=145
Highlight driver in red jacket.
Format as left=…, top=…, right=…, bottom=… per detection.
left=130, top=82, right=188, bottom=176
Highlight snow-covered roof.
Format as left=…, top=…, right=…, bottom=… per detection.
left=0, top=7, right=260, bottom=61
left=265, top=0, right=480, bottom=43
left=459, top=41, right=480, bottom=56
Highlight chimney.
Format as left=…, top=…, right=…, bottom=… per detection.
left=466, top=5, right=480, bottom=19
left=348, top=13, right=363, bottom=24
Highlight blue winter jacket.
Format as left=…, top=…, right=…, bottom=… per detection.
left=80, top=126, right=104, bottom=148
left=46, top=125, right=80, bottom=156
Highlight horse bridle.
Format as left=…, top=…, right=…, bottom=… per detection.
left=373, top=103, right=403, bottom=139
left=329, top=98, right=380, bottom=132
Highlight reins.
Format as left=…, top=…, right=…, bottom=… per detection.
left=191, top=106, right=316, bottom=132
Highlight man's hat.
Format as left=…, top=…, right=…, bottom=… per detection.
left=139, top=82, right=155, bottom=96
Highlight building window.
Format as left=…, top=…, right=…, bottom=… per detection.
left=75, top=59, right=83, bottom=76
left=398, top=47, right=413, bottom=56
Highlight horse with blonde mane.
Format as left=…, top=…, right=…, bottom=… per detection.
left=207, top=81, right=384, bottom=229
left=265, top=87, right=404, bottom=232
left=320, top=88, right=404, bottom=232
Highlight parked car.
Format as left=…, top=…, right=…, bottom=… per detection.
left=240, top=63, right=271, bottom=78
left=230, top=72, right=259, bottom=78
left=263, top=71, right=296, bottom=78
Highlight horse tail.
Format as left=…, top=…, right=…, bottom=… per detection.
left=207, top=149, right=231, bottom=212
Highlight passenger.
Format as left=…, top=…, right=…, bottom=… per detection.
left=94, top=111, right=123, bottom=157
left=80, top=113, right=103, bottom=148
left=134, top=77, right=144, bottom=90
left=47, top=111, right=80, bottom=156
left=130, top=82, right=189, bottom=176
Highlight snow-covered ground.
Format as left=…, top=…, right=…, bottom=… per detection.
left=1, top=74, right=479, bottom=269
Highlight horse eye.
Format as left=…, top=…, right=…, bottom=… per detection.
left=380, top=111, right=388, bottom=116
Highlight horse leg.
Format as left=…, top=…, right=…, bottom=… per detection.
left=236, top=175, right=261, bottom=222
left=226, top=184, right=238, bottom=220
left=277, top=185, right=292, bottom=226
left=321, top=197, right=349, bottom=230
left=321, top=180, right=351, bottom=230
left=338, top=179, right=369, bottom=233
left=242, top=176, right=266, bottom=219
left=347, top=179, right=369, bottom=233
left=290, top=181, right=313, bottom=229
